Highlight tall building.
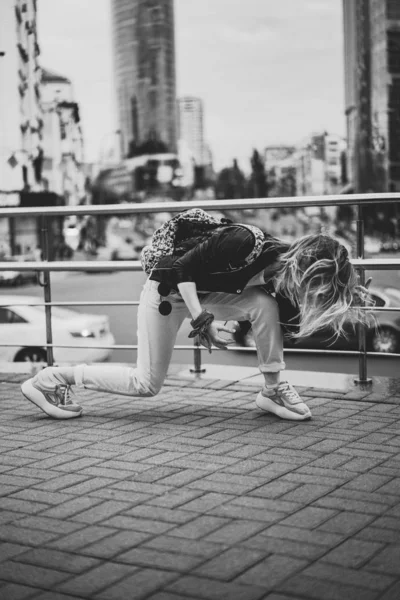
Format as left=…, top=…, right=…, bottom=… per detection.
left=0, top=0, right=48, bottom=257
left=0, top=0, right=43, bottom=201
left=177, top=97, right=205, bottom=165
left=294, top=133, right=345, bottom=198
left=343, top=0, right=400, bottom=192
left=111, top=0, right=177, bottom=158
left=41, top=68, right=85, bottom=207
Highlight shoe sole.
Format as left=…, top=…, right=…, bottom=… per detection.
left=256, top=392, right=311, bottom=421
left=21, top=378, right=83, bottom=420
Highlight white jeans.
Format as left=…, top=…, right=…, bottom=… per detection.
left=74, top=279, right=285, bottom=397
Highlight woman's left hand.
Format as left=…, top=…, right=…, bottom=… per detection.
left=198, top=321, right=236, bottom=353
left=354, top=277, right=373, bottom=305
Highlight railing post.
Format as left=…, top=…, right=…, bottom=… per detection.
left=354, top=202, right=372, bottom=385
left=40, top=215, right=54, bottom=366
left=190, top=339, right=206, bottom=374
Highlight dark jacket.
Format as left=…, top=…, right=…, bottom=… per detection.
left=149, top=224, right=300, bottom=335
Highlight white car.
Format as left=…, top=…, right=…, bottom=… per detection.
left=0, top=295, right=115, bottom=363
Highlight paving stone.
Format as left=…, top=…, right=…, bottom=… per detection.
left=70, top=500, right=132, bottom=524
left=101, top=515, right=174, bottom=534
left=302, top=562, right=395, bottom=591
left=46, top=525, right=117, bottom=551
left=322, top=538, right=385, bottom=568
left=279, top=506, right=337, bottom=529
left=94, top=568, right=179, bottom=600
left=318, top=511, right=375, bottom=535
left=240, top=534, right=328, bottom=560
left=167, top=515, right=229, bottom=540
left=0, top=525, right=59, bottom=547
left=143, top=534, right=225, bottom=558
left=0, top=560, right=70, bottom=588
left=0, top=542, right=31, bottom=562
left=261, top=524, right=345, bottom=547
left=166, top=575, right=266, bottom=600
left=235, top=553, right=309, bottom=589
left=204, top=520, right=269, bottom=544
left=56, top=561, right=138, bottom=597
left=80, top=530, right=152, bottom=559
left=248, top=480, right=300, bottom=499
left=0, top=582, right=39, bottom=599
left=278, top=574, right=381, bottom=600
left=366, top=545, right=400, bottom=575
left=14, top=547, right=100, bottom=573
left=39, top=496, right=104, bottom=519
left=117, top=546, right=205, bottom=571
left=193, top=547, right=267, bottom=581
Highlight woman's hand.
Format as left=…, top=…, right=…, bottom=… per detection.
left=198, top=321, right=236, bottom=353
left=354, top=277, right=373, bottom=306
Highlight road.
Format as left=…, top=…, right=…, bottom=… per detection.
left=1, top=264, right=400, bottom=379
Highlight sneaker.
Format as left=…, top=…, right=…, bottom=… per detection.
left=256, top=381, right=311, bottom=421
left=21, top=377, right=83, bottom=419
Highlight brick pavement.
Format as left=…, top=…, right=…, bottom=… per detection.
left=0, top=369, right=400, bottom=600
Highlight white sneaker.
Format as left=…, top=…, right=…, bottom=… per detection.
left=21, top=375, right=82, bottom=420
left=256, top=381, right=311, bottom=421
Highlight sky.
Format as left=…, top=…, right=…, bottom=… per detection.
left=38, top=0, right=345, bottom=173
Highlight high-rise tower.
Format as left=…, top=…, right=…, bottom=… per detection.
left=177, top=97, right=205, bottom=165
left=111, top=0, right=177, bottom=158
left=343, top=0, right=400, bottom=192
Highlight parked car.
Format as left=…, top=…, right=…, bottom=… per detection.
left=0, top=295, right=115, bottom=363
left=0, top=257, right=38, bottom=287
left=380, top=238, right=400, bottom=253
left=232, top=287, right=400, bottom=354
left=108, top=235, right=141, bottom=261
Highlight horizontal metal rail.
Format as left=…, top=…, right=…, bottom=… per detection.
left=0, top=342, right=398, bottom=359
left=1, top=257, right=400, bottom=272
left=0, top=300, right=397, bottom=312
left=1, top=192, right=400, bottom=218
left=1, top=193, right=400, bottom=382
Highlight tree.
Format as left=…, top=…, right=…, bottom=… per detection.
left=215, top=159, right=247, bottom=199
left=250, top=149, right=267, bottom=198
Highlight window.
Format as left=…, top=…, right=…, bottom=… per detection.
left=0, top=308, right=27, bottom=324
left=371, top=294, right=386, bottom=308
left=29, top=306, right=80, bottom=320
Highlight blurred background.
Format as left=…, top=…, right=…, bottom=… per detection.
left=1, top=0, right=400, bottom=372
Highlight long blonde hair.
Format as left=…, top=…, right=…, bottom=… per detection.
left=272, top=234, right=374, bottom=340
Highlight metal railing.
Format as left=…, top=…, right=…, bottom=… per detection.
left=1, top=191, right=400, bottom=385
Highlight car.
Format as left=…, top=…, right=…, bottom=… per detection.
left=0, top=295, right=115, bottom=363
left=108, top=235, right=140, bottom=261
left=232, top=287, right=400, bottom=354
left=380, top=238, right=400, bottom=253
left=0, top=257, right=38, bottom=287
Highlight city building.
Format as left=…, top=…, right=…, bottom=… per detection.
left=177, top=96, right=205, bottom=166
left=111, top=0, right=177, bottom=158
left=264, top=146, right=295, bottom=197
left=343, top=0, right=400, bottom=192
left=0, top=0, right=47, bottom=257
left=293, top=133, right=346, bottom=198
left=41, top=68, right=85, bottom=207
left=0, top=0, right=43, bottom=201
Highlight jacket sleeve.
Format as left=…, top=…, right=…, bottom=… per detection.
left=173, top=227, right=254, bottom=284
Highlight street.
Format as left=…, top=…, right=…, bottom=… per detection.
left=1, top=264, right=400, bottom=378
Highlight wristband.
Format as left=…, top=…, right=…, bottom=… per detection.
left=188, top=310, right=214, bottom=339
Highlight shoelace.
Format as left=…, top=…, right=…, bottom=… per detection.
left=56, top=385, right=74, bottom=406
left=277, top=382, right=301, bottom=404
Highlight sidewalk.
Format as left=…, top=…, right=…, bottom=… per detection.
left=1, top=363, right=400, bottom=600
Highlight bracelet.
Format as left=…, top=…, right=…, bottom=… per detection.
left=190, top=309, right=214, bottom=329
left=188, top=310, right=214, bottom=339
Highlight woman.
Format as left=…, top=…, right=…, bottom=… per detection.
left=21, top=210, right=372, bottom=422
